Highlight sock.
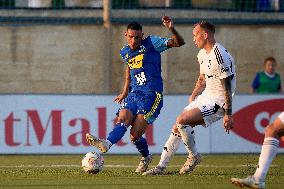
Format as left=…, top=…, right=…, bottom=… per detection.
left=177, top=124, right=197, bottom=157
left=107, top=123, right=127, bottom=145
left=254, top=137, right=279, bottom=182
left=133, top=137, right=149, bottom=157
left=157, top=132, right=181, bottom=168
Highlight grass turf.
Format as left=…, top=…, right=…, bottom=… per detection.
left=0, top=154, right=283, bottom=189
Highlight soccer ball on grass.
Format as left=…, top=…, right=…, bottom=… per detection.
left=82, top=151, right=104, bottom=174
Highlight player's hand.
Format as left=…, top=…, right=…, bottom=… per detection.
left=223, top=115, right=233, bottom=134
left=162, top=16, right=173, bottom=29
left=114, top=93, right=127, bottom=104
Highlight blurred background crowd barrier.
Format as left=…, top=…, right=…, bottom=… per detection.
left=0, top=0, right=283, bottom=12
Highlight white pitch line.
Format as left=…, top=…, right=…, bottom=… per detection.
left=0, top=164, right=279, bottom=168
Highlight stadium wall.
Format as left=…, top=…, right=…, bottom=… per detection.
left=0, top=24, right=283, bottom=94
left=0, top=94, right=283, bottom=154
left=0, top=9, right=283, bottom=94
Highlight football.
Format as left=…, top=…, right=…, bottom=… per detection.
left=81, top=151, right=104, bottom=174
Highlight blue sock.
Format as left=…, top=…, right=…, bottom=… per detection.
left=133, top=137, right=149, bottom=157
left=107, top=123, right=127, bottom=144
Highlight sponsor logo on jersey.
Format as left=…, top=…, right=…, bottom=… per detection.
left=124, top=53, right=129, bottom=59
left=138, top=45, right=146, bottom=53
left=221, top=67, right=230, bottom=73
left=128, top=54, right=144, bottom=69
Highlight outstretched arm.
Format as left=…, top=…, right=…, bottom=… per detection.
left=189, top=74, right=206, bottom=103
left=221, top=76, right=233, bottom=134
left=162, top=16, right=185, bottom=47
left=114, top=66, right=130, bottom=104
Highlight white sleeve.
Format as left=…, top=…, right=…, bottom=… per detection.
left=215, top=47, right=234, bottom=79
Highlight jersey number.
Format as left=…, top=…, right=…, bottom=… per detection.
left=135, top=72, right=147, bottom=85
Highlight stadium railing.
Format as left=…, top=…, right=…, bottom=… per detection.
left=0, top=0, right=283, bottom=26
left=0, top=0, right=282, bottom=12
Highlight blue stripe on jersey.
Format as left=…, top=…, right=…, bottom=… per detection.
left=150, top=35, right=170, bottom=53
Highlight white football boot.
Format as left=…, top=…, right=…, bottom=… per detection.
left=231, top=176, right=265, bottom=189
left=86, top=133, right=109, bottom=153
left=142, top=166, right=166, bottom=176
left=135, top=154, right=153, bottom=173
left=179, top=153, right=202, bottom=175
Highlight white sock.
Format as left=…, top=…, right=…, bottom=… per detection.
left=177, top=124, right=197, bottom=156
left=254, top=137, right=279, bottom=182
left=157, top=132, right=181, bottom=168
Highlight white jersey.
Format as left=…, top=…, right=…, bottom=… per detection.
left=197, top=42, right=236, bottom=106
left=279, top=111, right=284, bottom=124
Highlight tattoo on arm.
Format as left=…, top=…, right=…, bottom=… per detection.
left=167, top=27, right=185, bottom=47
left=221, top=76, right=232, bottom=115
left=191, top=74, right=206, bottom=98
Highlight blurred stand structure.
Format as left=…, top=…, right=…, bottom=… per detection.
left=0, top=0, right=280, bottom=11
left=28, top=0, right=51, bottom=8
left=65, top=0, right=103, bottom=7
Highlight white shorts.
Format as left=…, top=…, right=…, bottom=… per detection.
left=278, top=111, right=284, bottom=124
left=184, top=95, right=224, bottom=127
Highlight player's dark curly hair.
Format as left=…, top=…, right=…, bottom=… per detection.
left=195, top=21, right=215, bottom=34
left=127, top=22, right=142, bottom=31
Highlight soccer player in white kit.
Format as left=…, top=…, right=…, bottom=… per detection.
left=143, top=21, right=236, bottom=175
left=231, top=111, right=284, bottom=189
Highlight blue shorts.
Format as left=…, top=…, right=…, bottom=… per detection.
left=117, top=91, right=163, bottom=124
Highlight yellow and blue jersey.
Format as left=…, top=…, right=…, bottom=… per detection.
left=120, top=35, right=170, bottom=92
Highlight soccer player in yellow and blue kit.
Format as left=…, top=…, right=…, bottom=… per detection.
left=86, top=16, right=185, bottom=173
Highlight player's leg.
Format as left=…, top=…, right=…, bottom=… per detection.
left=144, top=98, right=205, bottom=175
left=157, top=128, right=182, bottom=169
left=176, top=108, right=204, bottom=156
left=143, top=127, right=182, bottom=175
left=231, top=112, right=284, bottom=189
left=130, top=115, right=153, bottom=173
left=86, top=109, right=133, bottom=153
left=130, top=114, right=150, bottom=157
left=177, top=98, right=223, bottom=174
left=176, top=108, right=204, bottom=174
left=132, top=91, right=163, bottom=173
left=106, top=109, right=133, bottom=146
left=86, top=94, right=136, bottom=153
left=253, top=114, right=284, bottom=183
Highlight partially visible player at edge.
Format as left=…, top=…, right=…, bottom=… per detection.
left=231, top=111, right=284, bottom=189
left=143, top=21, right=236, bottom=175
left=86, top=16, right=185, bottom=173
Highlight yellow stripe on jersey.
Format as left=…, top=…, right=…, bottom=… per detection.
left=144, top=92, right=162, bottom=121
left=128, top=54, right=144, bottom=69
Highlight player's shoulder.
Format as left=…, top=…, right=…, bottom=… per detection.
left=213, top=42, right=233, bottom=59
left=213, top=42, right=229, bottom=54
left=213, top=42, right=224, bottom=52
left=141, top=35, right=152, bottom=44
left=120, top=45, right=130, bottom=57
left=197, top=48, right=206, bottom=59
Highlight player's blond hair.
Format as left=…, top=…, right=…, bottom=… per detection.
left=194, top=21, right=215, bottom=34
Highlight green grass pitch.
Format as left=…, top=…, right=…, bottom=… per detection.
left=0, top=154, right=283, bottom=189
